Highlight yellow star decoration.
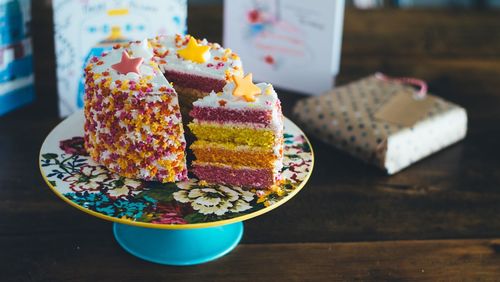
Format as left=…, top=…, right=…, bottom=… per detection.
left=232, top=73, right=262, bottom=102
left=177, top=37, right=211, bottom=63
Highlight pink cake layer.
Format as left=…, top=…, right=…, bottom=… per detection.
left=190, top=106, right=272, bottom=125
left=164, top=70, right=226, bottom=93
left=192, top=163, right=275, bottom=189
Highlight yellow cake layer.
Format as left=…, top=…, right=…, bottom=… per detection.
left=188, top=122, right=277, bottom=148
left=191, top=140, right=277, bottom=168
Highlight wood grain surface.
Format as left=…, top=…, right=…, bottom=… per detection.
left=3, top=236, right=500, bottom=281
left=0, top=2, right=499, bottom=281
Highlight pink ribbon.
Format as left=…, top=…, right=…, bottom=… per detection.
left=375, top=72, right=428, bottom=99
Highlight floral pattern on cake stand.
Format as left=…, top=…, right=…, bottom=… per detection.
left=39, top=110, right=314, bottom=265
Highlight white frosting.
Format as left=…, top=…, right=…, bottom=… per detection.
left=193, top=82, right=283, bottom=131
left=90, top=39, right=170, bottom=94
left=129, top=39, right=154, bottom=60
left=193, top=82, right=279, bottom=110
left=152, top=35, right=243, bottom=80
left=87, top=35, right=243, bottom=95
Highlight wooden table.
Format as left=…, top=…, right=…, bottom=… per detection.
left=1, top=4, right=500, bottom=281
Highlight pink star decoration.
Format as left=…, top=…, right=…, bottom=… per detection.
left=111, top=51, right=144, bottom=75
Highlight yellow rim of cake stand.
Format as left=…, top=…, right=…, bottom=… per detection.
left=39, top=119, right=314, bottom=230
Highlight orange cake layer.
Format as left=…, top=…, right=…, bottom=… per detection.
left=191, top=141, right=277, bottom=168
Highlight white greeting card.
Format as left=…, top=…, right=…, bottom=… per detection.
left=53, top=0, right=187, bottom=117
left=223, top=0, right=344, bottom=95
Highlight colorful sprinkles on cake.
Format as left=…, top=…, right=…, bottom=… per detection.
left=84, top=39, right=187, bottom=183
left=188, top=73, right=284, bottom=189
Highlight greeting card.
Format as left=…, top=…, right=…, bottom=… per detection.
left=223, top=0, right=344, bottom=95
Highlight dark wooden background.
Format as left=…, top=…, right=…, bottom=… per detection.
left=1, top=2, right=500, bottom=281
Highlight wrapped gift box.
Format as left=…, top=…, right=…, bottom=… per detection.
left=293, top=74, right=467, bottom=174
left=52, top=0, right=187, bottom=117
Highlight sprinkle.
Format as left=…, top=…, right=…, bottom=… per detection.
left=232, top=73, right=261, bottom=102
left=256, top=190, right=266, bottom=197
left=265, top=86, right=273, bottom=95
left=177, top=36, right=211, bottom=63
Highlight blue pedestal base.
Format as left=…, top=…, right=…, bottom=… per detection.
left=113, top=222, right=244, bottom=266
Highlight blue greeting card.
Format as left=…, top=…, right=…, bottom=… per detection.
left=0, top=0, right=34, bottom=116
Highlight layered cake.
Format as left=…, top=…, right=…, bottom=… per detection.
left=84, top=35, right=284, bottom=188
left=84, top=39, right=187, bottom=182
left=149, top=34, right=243, bottom=117
left=188, top=74, right=284, bottom=189
left=84, top=34, right=242, bottom=183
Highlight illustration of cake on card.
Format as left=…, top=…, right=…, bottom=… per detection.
left=83, top=35, right=284, bottom=189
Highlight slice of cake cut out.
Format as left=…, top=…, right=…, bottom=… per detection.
left=188, top=74, right=284, bottom=189
left=84, top=39, right=188, bottom=183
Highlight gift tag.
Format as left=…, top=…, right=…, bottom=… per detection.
left=374, top=91, right=436, bottom=127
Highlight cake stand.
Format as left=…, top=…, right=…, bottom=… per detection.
left=39, top=110, right=314, bottom=266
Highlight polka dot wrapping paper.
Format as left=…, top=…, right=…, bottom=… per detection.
left=292, top=74, right=467, bottom=174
